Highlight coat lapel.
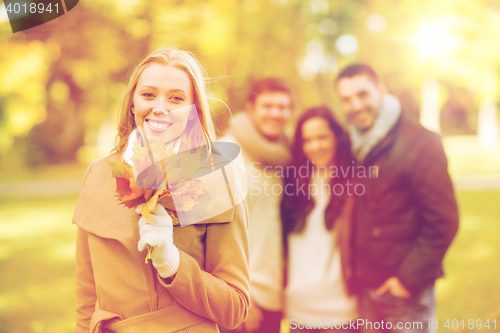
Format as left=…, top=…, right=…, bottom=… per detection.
left=73, top=154, right=142, bottom=259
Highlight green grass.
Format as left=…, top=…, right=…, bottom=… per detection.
left=0, top=163, right=89, bottom=182
left=0, top=190, right=499, bottom=332
left=0, top=195, right=79, bottom=333
left=435, top=190, right=500, bottom=332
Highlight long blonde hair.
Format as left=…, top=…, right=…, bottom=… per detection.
left=113, top=47, right=216, bottom=154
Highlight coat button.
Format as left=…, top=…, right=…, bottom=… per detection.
left=373, top=227, right=380, bottom=236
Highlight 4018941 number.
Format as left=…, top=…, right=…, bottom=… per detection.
left=443, top=319, right=496, bottom=330
left=6, top=2, right=59, bottom=14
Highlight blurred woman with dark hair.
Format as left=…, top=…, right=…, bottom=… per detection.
left=281, top=106, right=358, bottom=332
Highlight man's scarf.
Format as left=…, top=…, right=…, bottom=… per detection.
left=224, top=112, right=291, bottom=168
left=349, top=94, right=402, bottom=163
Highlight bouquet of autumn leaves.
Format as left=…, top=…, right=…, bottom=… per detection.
left=108, top=140, right=207, bottom=261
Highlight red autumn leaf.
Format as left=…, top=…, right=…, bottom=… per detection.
left=120, top=176, right=145, bottom=202
left=115, top=177, right=132, bottom=198
left=120, top=195, right=146, bottom=209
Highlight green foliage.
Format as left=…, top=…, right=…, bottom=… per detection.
left=1, top=0, right=500, bottom=165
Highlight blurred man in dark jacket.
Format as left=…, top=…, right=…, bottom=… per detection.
left=335, top=64, right=459, bottom=333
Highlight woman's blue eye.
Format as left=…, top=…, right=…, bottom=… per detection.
left=142, top=93, right=154, bottom=98
left=172, top=96, right=184, bottom=102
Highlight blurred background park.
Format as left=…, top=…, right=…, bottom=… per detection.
left=0, top=0, right=500, bottom=332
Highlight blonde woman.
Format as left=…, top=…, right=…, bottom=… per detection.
left=73, top=48, right=249, bottom=333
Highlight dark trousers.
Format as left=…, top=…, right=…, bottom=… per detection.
left=218, top=307, right=282, bottom=333
left=357, top=285, right=435, bottom=333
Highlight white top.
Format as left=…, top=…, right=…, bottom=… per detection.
left=285, top=171, right=357, bottom=323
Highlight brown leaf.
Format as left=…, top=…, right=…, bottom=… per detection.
left=171, top=214, right=180, bottom=226
left=144, top=189, right=156, bottom=201
left=120, top=176, right=145, bottom=201
left=157, top=191, right=176, bottom=211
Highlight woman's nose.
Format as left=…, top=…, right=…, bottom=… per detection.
left=153, top=108, right=166, bottom=116
left=310, top=140, right=321, bottom=151
left=153, top=99, right=170, bottom=115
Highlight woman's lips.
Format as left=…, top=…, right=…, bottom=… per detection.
left=146, top=119, right=172, bottom=133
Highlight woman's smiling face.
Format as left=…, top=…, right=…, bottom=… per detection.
left=302, top=117, right=337, bottom=167
left=133, top=63, right=194, bottom=143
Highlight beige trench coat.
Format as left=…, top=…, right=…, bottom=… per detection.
left=73, top=153, right=250, bottom=333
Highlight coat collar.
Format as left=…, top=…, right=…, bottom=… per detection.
left=73, top=154, right=141, bottom=252
left=361, top=115, right=402, bottom=166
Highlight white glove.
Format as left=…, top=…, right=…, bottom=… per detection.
left=136, top=204, right=180, bottom=278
